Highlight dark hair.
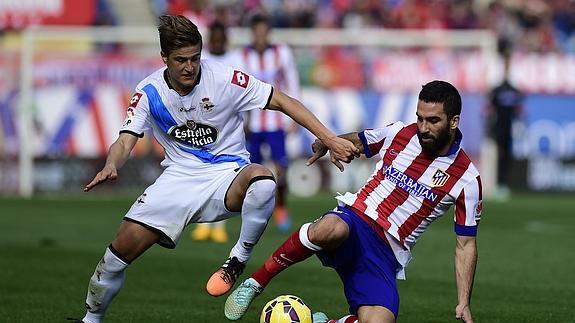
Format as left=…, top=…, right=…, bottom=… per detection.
left=158, top=15, right=202, bottom=56
left=209, top=20, right=227, bottom=38
left=250, top=13, right=270, bottom=28
left=418, top=80, right=462, bottom=119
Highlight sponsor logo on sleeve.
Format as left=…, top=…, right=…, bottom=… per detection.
left=123, top=93, right=142, bottom=126
left=129, top=92, right=143, bottom=108
left=474, top=200, right=483, bottom=218
left=231, top=70, right=249, bottom=88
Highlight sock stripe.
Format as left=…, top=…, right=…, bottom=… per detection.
left=248, top=175, right=276, bottom=186
left=299, top=223, right=322, bottom=251
left=107, top=244, right=131, bottom=265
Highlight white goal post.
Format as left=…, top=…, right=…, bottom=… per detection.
left=17, top=26, right=498, bottom=197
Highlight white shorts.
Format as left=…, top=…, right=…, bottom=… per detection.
left=124, top=162, right=246, bottom=248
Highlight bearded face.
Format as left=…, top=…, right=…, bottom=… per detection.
left=416, top=100, right=459, bottom=157
left=417, top=122, right=452, bottom=157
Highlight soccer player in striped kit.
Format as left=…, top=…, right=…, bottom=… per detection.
left=226, top=80, right=482, bottom=323
left=241, top=13, right=301, bottom=232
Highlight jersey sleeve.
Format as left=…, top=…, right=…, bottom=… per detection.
left=230, top=69, right=273, bottom=113
left=119, top=90, right=152, bottom=137
left=358, top=122, right=401, bottom=158
left=453, top=175, right=482, bottom=236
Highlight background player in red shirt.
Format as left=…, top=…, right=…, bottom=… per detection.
left=241, top=14, right=301, bottom=232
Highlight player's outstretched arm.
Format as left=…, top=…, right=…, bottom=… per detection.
left=307, top=133, right=365, bottom=166
left=84, top=133, right=139, bottom=192
left=454, top=235, right=477, bottom=323
left=266, top=90, right=359, bottom=171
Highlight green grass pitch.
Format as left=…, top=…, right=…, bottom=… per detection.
left=0, top=193, right=573, bottom=322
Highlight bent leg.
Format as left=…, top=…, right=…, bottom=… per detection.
left=223, top=213, right=349, bottom=320
left=82, top=221, right=160, bottom=323
left=357, top=305, right=396, bottom=323
left=226, top=164, right=277, bottom=263
left=252, top=213, right=349, bottom=287
left=206, top=164, right=276, bottom=297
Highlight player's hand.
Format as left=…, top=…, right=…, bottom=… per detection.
left=84, top=165, right=118, bottom=192
left=455, top=303, right=473, bottom=323
left=306, top=139, right=328, bottom=166
left=323, top=136, right=360, bottom=172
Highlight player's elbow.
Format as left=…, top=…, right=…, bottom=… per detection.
left=268, top=90, right=296, bottom=112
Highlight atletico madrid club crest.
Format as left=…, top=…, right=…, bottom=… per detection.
left=431, top=168, right=450, bottom=187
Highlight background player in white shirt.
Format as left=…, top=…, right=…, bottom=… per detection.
left=226, top=81, right=482, bottom=323
left=72, top=15, right=358, bottom=323
left=241, top=13, right=301, bottom=232
left=190, top=20, right=244, bottom=244
left=201, top=20, right=243, bottom=69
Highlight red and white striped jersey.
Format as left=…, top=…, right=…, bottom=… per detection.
left=336, top=121, right=482, bottom=254
left=239, top=44, right=300, bottom=132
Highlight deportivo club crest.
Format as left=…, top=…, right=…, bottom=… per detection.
left=200, top=97, right=215, bottom=111
left=431, top=169, right=450, bottom=187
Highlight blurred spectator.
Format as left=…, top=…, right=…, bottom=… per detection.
left=550, top=0, right=575, bottom=53
left=391, top=0, right=432, bottom=29
left=95, top=0, right=120, bottom=53
left=166, top=0, right=213, bottom=29
left=487, top=51, right=524, bottom=199
left=448, top=0, right=477, bottom=29
left=95, top=0, right=118, bottom=27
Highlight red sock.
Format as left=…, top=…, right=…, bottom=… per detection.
left=251, top=228, right=315, bottom=287
left=328, top=315, right=359, bottom=323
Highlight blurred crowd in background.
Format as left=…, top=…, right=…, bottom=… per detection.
left=154, top=0, right=575, bottom=54
left=2, top=0, right=574, bottom=54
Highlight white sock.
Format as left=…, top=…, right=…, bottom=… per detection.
left=82, top=246, right=129, bottom=323
left=230, top=177, right=276, bottom=262
left=299, top=223, right=322, bottom=251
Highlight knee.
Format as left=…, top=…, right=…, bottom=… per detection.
left=358, top=306, right=396, bottom=323
left=307, top=215, right=349, bottom=249
left=247, top=176, right=276, bottom=206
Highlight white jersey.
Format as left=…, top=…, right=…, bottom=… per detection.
left=336, top=122, right=482, bottom=272
left=240, top=44, right=300, bottom=132
left=202, top=50, right=244, bottom=70
left=120, top=59, right=272, bottom=168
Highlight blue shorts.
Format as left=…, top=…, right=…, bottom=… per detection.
left=316, top=206, right=400, bottom=317
left=247, top=130, right=288, bottom=168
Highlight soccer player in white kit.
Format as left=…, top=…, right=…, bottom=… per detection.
left=72, top=15, right=358, bottom=323
left=226, top=81, right=482, bottom=323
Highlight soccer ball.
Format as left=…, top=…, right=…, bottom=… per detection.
left=260, top=295, right=312, bottom=323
